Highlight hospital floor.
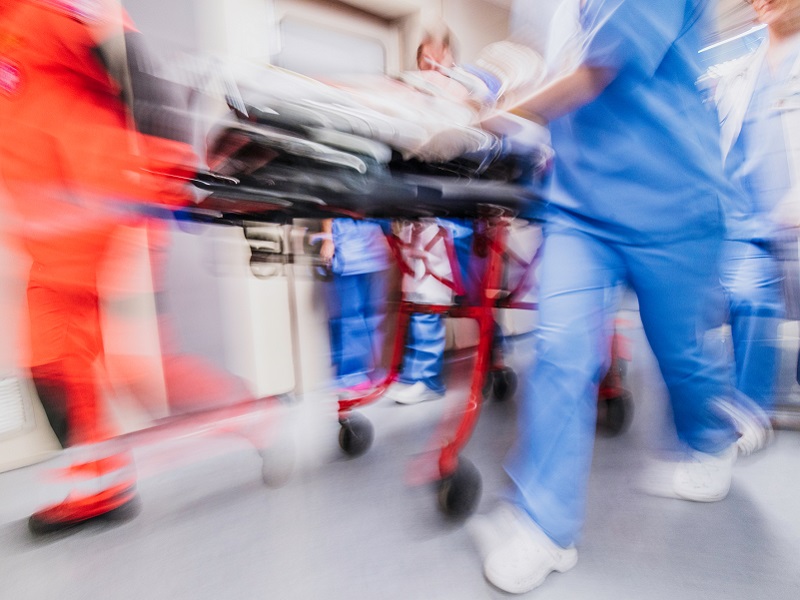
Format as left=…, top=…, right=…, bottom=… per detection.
left=1, top=311, right=799, bottom=600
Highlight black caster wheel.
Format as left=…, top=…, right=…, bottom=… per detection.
left=437, top=457, right=482, bottom=519
left=338, top=413, right=374, bottom=457
left=483, top=367, right=518, bottom=402
left=597, top=391, right=633, bottom=436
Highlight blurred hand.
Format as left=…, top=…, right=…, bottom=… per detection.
left=319, top=238, right=335, bottom=264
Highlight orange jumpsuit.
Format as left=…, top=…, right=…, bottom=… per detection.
left=2, top=1, right=260, bottom=531
left=0, top=0, right=193, bottom=446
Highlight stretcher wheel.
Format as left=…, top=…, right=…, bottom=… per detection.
left=338, top=413, right=374, bottom=457
left=482, top=367, right=518, bottom=402
left=597, top=391, right=633, bottom=436
left=437, top=457, right=482, bottom=519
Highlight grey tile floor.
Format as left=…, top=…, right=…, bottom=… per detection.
left=1, top=313, right=799, bottom=600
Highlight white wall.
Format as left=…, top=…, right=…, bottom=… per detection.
left=506, top=0, right=560, bottom=55
left=123, top=0, right=274, bottom=61
left=124, top=0, right=515, bottom=73
left=442, top=0, right=510, bottom=63
left=272, top=0, right=402, bottom=74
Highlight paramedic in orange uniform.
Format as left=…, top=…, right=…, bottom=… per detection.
left=0, top=0, right=240, bottom=532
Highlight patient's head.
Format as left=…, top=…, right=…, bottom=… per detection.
left=416, top=32, right=456, bottom=71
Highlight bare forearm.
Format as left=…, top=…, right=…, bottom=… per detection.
left=503, top=65, right=616, bottom=124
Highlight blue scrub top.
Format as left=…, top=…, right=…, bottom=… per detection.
left=725, top=40, right=799, bottom=242
left=543, top=0, right=738, bottom=245
left=331, top=218, right=389, bottom=276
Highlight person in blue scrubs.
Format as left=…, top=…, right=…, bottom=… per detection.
left=384, top=218, right=480, bottom=404
left=322, top=218, right=390, bottom=395
left=714, top=0, right=800, bottom=454
left=385, top=34, right=468, bottom=405
left=472, top=1, right=740, bottom=594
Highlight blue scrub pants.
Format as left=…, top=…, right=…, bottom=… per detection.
left=398, top=313, right=447, bottom=393
left=505, top=227, right=738, bottom=548
left=328, top=270, right=388, bottom=388
left=720, top=240, right=784, bottom=412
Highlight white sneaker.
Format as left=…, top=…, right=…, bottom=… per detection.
left=382, top=381, right=412, bottom=402
left=388, top=381, right=444, bottom=405
left=641, top=444, right=737, bottom=503
left=715, top=398, right=774, bottom=457
left=470, top=503, right=578, bottom=595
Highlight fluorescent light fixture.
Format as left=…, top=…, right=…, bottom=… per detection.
left=700, top=23, right=767, bottom=53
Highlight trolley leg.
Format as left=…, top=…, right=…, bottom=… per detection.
left=597, top=330, right=633, bottom=436
left=435, top=219, right=510, bottom=518
left=337, top=302, right=413, bottom=414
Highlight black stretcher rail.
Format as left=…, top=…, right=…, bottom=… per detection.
left=187, top=173, right=540, bottom=224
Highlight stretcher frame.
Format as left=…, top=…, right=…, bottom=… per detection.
left=185, top=173, right=632, bottom=518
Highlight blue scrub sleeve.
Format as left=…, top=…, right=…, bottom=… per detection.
left=580, top=0, right=689, bottom=79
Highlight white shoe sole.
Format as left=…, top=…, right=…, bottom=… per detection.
left=394, top=393, right=444, bottom=405
left=639, top=446, right=736, bottom=503
left=473, top=504, right=578, bottom=595
left=484, top=545, right=577, bottom=594
left=390, top=382, right=444, bottom=405
left=382, top=385, right=411, bottom=403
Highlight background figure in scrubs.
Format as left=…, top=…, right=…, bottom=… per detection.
left=384, top=32, right=462, bottom=405
left=713, top=0, right=800, bottom=453
left=471, top=1, right=740, bottom=594
left=321, top=218, right=390, bottom=397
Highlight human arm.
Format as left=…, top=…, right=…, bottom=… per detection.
left=320, top=219, right=335, bottom=264
left=499, top=64, right=615, bottom=125
left=497, top=0, right=692, bottom=124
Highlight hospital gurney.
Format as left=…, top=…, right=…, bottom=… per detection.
left=182, top=164, right=631, bottom=519
left=174, top=55, right=632, bottom=518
